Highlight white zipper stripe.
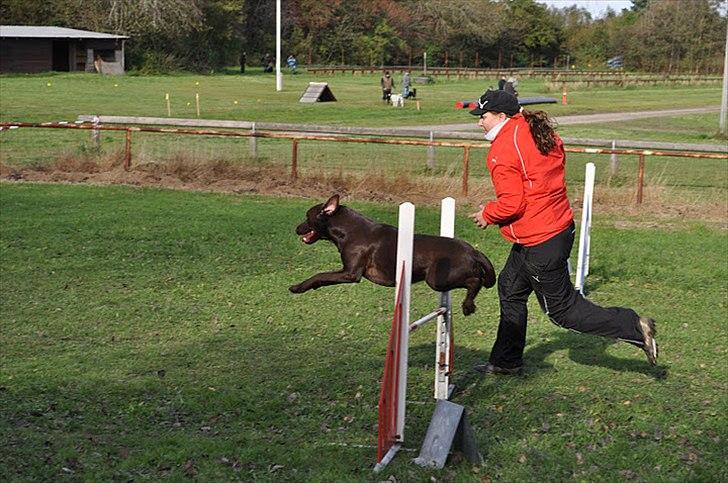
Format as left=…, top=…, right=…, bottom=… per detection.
left=509, top=224, right=520, bottom=243
left=513, top=125, right=533, bottom=188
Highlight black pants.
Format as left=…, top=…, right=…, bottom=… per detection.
left=489, top=222, right=644, bottom=369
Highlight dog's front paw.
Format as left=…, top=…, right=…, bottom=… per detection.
left=462, top=300, right=476, bottom=316
left=289, top=283, right=307, bottom=294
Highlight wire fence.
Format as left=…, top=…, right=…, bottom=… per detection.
left=1, top=121, right=726, bottom=204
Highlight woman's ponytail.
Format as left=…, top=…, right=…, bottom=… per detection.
left=522, top=109, right=557, bottom=155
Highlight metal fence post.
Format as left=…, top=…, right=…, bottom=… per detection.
left=123, top=129, right=132, bottom=170
left=636, top=154, right=645, bottom=204
left=91, top=115, right=100, bottom=149
left=250, top=122, right=258, bottom=158
left=427, top=131, right=436, bottom=169
left=462, top=145, right=470, bottom=196
left=609, top=140, right=619, bottom=177
left=291, top=139, right=299, bottom=179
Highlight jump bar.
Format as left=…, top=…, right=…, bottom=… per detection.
left=409, top=307, right=447, bottom=332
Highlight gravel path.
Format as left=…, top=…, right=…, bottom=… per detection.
left=404, top=106, right=722, bottom=133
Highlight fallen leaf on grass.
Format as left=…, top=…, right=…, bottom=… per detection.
left=680, top=451, right=699, bottom=465
left=268, top=463, right=284, bottom=473
left=183, top=460, right=197, bottom=477
left=619, top=469, right=637, bottom=480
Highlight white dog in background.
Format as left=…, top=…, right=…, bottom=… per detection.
left=390, top=94, right=404, bottom=107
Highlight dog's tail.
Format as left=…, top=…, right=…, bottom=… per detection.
left=475, top=251, right=497, bottom=288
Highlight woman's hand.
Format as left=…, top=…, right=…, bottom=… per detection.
left=468, top=205, right=488, bottom=229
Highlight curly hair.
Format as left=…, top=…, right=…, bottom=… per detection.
left=522, top=110, right=558, bottom=155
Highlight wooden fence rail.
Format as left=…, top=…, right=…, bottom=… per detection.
left=304, top=66, right=722, bottom=84
left=1, top=121, right=726, bottom=204
left=74, top=115, right=728, bottom=154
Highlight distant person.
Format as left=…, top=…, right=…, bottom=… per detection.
left=239, top=51, right=246, bottom=74
left=287, top=54, right=298, bottom=73
left=504, top=76, right=518, bottom=97
left=263, top=53, right=273, bottom=73
left=498, top=76, right=506, bottom=90
left=466, top=89, right=658, bottom=375
left=402, top=70, right=411, bottom=98
left=380, top=71, right=395, bottom=103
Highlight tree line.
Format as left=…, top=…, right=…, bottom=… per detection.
left=1, top=0, right=726, bottom=74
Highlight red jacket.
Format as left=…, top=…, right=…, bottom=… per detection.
left=481, top=113, right=573, bottom=246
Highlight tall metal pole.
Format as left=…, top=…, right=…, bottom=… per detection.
left=276, top=0, right=282, bottom=92
left=719, top=20, right=727, bottom=136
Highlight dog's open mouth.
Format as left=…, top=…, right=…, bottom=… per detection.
left=301, top=230, right=319, bottom=244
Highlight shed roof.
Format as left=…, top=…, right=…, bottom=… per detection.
left=0, top=26, right=128, bottom=39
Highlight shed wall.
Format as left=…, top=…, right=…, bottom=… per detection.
left=0, top=39, right=52, bottom=73
left=0, top=38, right=125, bottom=73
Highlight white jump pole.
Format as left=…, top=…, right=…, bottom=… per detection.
left=275, top=0, right=282, bottom=92
left=394, top=202, right=414, bottom=444
left=435, top=197, right=455, bottom=400
left=376, top=199, right=457, bottom=472
left=575, top=163, right=595, bottom=294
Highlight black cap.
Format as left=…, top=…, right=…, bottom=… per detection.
left=469, top=89, right=520, bottom=116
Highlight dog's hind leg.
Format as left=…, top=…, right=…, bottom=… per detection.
left=461, top=277, right=483, bottom=316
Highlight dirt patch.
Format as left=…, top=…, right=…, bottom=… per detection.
left=1, top=158, right=725, bottom=227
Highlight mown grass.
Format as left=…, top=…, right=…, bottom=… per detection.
left=557, top=113, right=726, bottom=143
left=1, top=184, right=726, bottom=481
left=0, top=68, right=722, bottom=127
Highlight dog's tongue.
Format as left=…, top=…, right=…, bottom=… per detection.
left=302, top=230, right=318, bottom=244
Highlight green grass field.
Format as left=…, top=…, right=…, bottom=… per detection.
left=1, top=184, right=726, bottom=481
left=0, top=68, right=726, bottom=480
left=0, top=68, right=723, bottom=126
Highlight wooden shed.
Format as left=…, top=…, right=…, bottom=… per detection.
left=0, top=26, right=128, bottom=74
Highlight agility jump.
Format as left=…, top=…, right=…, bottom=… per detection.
left=375, top=198, right=481, bottom=472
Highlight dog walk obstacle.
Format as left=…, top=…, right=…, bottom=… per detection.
left=575, top=162, right=595, bottom=294
left=374, top=198, right=482, bottom=473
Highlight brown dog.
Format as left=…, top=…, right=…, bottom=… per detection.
left=289, top=195, right=496, bottom=315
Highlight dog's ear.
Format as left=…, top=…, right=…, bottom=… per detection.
left=322, top=194, right=340, bottom=216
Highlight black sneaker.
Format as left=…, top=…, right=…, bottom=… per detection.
left=639, top=316, right=658, bottom=366
left=474, top=363, right=523, bottom=375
